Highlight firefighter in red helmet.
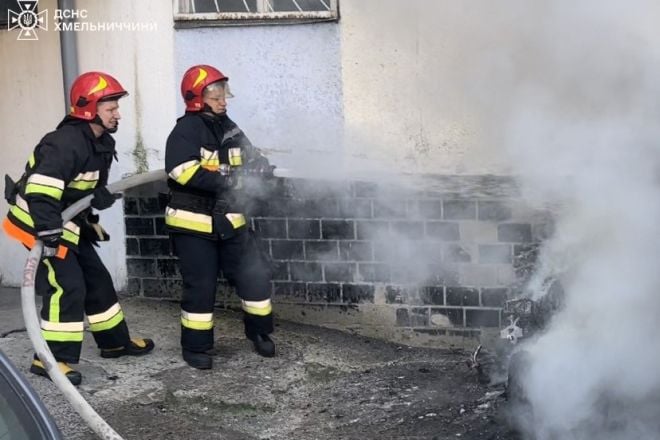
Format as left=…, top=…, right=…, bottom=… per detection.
left=165, top=64, right=275, bottom=369
left=2, top=71, right=154, bottom=385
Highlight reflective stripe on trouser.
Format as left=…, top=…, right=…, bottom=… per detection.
left=171, top=231, right=273, bottom=352
left=242, top=299, right=274, bottom=341
left=36, top=238, right=130, bottom=363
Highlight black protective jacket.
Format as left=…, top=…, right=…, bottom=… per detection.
left=164, top=112, right=268, bottom=239
left=3, top=117, right=115, bottom=255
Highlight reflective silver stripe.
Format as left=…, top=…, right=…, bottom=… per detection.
left=242, top=299, right=271, bottom=309
left=63, top=221, right=80, bottom=235
left=168, top=160, right=199, bottom=180
left=37, top=228, right=63, bottom=237
left=181, top=310, right=213, bottom=322
left=225, top=213, right=246, bottom=228
left=15, top=194, right=30, bottom=212
left=27, top=174, right=65, bottom=189
left=222, top=127, right=242, bottom=142
left=72, top=170, right=100, bottom=181
left=200, top=147, right=218, bottom=159
left=87, top=303, right=121, bottom=324
left=40, top=320, right=84, bottom=332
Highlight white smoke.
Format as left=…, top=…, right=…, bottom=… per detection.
left=486, top=1, right=660, bottom=439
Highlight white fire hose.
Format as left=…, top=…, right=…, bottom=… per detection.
left=21, top=170, right=166, bottom=440
left=20, top=167, right=292, bottom=439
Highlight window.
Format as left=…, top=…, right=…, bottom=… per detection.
left=0, top=351, right=62, bottom=439
left=1, top=0, right=21, bottom=27
left=174, top=0, right=339, bottom=27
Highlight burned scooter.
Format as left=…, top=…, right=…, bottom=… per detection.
left=468, top=277, right=565, bottom=398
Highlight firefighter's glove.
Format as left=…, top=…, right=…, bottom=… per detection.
left=91, top=186, right=121, bottom=210
left=37, top=230, right=61, bottom=258
left=82, top=213, right=110, bottom=246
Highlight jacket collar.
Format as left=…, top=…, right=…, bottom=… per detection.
left=57, top=116, right=116, bottom=154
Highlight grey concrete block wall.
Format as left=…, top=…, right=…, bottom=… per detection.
left=122, top=176, right=552, bottom=343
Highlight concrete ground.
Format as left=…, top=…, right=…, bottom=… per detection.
left=0, top=287, right=517, bottom=440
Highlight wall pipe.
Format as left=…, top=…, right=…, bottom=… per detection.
left=58, top=0, right=79, bottom=113
left=21, top=170, right=166, bottom=440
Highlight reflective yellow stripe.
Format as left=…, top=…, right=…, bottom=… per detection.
left=181, top=310, right=213, bottom=321
left=241, top=299, right=272, bottom=316
left=25, top=183, right=63, bottom=200
left=169, top=160, right=201, bottom=185
left=64, top=221, right=80, bottom=234
left=42, top=329, right=84, bottom=342
left=68, top=171, right=100, bottom=190
left=165, top=207, right=212, bottom=233
left=181, top=309, right=214, bottom=330
left=88, top=303, right=121, bottom=323
left=225, top=213, right=246, bottom=229
left=67, top=180, right=97, bottom=190
left=9, top=202, right=79, bottom=244
left=43, top=259, right=64, bottom=323
left=200, top=147, right=216, bottom=158
left=181, top=317, right=214, bottom=330
left=26, top=174, right=64, bottom=200
left=41, top=320, right=84, bottom=332
left=10, top=204, right=34, bottom=227
left=89, top=310, right=125, bottom=332
left=58, top=221, right=80, bottom=245
left=228, top=148, right=242, bottom=166
left=61, top=228, right=79, bottom=245
left=28, top=153, right=35, bottom=168
left=28, top=174, right=64, bottom=189
left=200, top=159, right=220, bottom=171
left=73, top=170, right=100, bottom=181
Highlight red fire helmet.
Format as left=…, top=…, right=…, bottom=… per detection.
left=180, top=64, right=229, bottom=112
left=69, top=71, right=128, bottom=120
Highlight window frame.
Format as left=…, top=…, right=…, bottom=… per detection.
left=1, top=0, right=22, bottom=28
left=173, top=0, right=339, bottom=28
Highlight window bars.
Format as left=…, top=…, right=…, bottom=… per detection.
left=174, top=0, right=338, bottom=24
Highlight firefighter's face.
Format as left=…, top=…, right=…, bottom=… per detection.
left=96, top=100, right=121, bottom=133
left=203, top=83, right=228, bottom=115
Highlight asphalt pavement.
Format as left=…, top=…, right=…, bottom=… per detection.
left=0, top=286, right=514, bottom=440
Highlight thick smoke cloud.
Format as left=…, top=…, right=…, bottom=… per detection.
left=468, top=1, right=660, bottom=438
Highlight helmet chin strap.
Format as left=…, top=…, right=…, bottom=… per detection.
left=91, top=115, right=118, bottom=134
left=202, top=104, right=226, bottom=119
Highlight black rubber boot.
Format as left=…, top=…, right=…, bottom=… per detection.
left=100, top=338, right=155, bottom=359
left=30, top=359, right=82, bottom=386
left=182, top=349, right=213, bottom=369
left=252, top=334, right=275, bottom=358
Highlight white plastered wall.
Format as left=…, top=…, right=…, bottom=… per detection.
left=0, top=0, right=177, bottom=288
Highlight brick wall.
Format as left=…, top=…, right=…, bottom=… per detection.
left=123, top=176, right=551, bottom=347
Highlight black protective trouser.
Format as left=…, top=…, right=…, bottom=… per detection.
left=171, top=230, right=273, bottom=353
left=36, top=238, right=131, bottom=363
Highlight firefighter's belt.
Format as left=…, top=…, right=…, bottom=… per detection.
left=168, top=191, right=215, bottom=214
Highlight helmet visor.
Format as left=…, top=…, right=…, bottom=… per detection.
left=204, top=80, right=234, bottom=99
